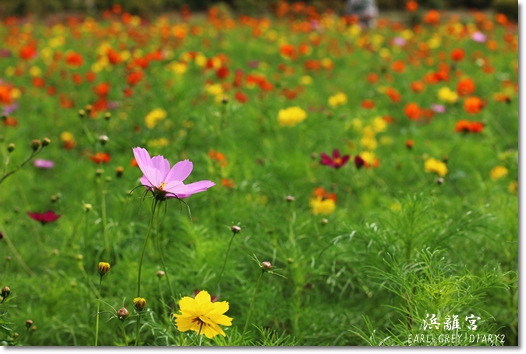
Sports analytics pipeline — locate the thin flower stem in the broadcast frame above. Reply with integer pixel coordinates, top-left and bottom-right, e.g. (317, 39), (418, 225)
(242, 270), (264, 339)
(137, 199), (158, 298)
(99, 176), (110, 259)
(155, 208), (175, 302)
(0, 148), (43, 185)
(121, 321), (128, 346)
(214, 230), (236, 291)
(95, 276), (103, 346)
(0, 226), (35, 277)
(135, 315), (141, 346)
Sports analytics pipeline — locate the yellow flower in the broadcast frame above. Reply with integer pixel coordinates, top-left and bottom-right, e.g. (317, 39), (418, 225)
(437, 87), (458, 104)
(508, 181), (518, 195)
(372, 117), (387, 133)
(98, 262), (110, 276)
(174, 290), (233, 339)
(278, 106), (307, 127)
(490, 166), (508, 181)
(144, 108), (167, 129)
(424, 158), (448, 177)
(328, 92), (347, 108)
(147, 138), (169, 148)
(309, 197), (335, 215)
(300, 75), (313, 85)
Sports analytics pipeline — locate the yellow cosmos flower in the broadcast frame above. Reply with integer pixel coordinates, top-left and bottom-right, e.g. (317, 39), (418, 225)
(174, 290), (233, 339)
(490, 166), (508, 181)
(309, 197), (335, 215)
(424, 158), (448, 177)
(438, 87), (458, 103)
(278, 106), (307, 127)
(328, 92), (347, 108)
(144, 108), (167, 129)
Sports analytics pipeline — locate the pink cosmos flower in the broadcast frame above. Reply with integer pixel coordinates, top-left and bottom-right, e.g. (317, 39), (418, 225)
(34, 159), (54, 169)
(133, 147), (215, 200)
(27, 210), (61, 225)
(320, 149), (350, 169)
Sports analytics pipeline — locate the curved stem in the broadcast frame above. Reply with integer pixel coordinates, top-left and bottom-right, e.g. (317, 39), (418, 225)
(214, 230), (236, 291)
(242, 270), (264, 339)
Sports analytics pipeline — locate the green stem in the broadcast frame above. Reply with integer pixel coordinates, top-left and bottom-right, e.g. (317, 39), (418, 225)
(242, 270), (264, 339)
(99, 176), (109, 259)
(137, 200), (158, 298)
(121, 321), (128, 346)
(155, 212), (175, 303)
(0, 147), (43, 185)
(0, 226), (35, 277)
(95, 275), (102, 346)
(214, 230), (236, 291)
(135, 314), (141, 346)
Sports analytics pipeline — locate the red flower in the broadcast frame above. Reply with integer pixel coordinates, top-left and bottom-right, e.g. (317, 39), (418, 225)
(455, 120), (484, 133)
(354, 155), (365, 169)
(93, 83), (110, 96)
(320, 149), (350, 169)
(65, 52), (84, 67)
(451, 48), (465, 62)
(27, 210), (61, 225)
(90, 152), (111, 164)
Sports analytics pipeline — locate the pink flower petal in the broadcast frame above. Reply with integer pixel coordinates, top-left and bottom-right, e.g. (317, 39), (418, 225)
(133, 147), (152, 174)
(176, 180), (215, 198)
(166, 160), (193, 182)
(150, 155), (171, 178)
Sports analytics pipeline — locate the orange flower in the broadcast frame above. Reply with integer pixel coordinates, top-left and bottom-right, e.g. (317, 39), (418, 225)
(71, 73), (83, 85)
(234, 91), (248, 103)
(126, 71), (144, 86)
(455, 120), (484, 133)
(216, 66), (230, 80)
(391, 60), (405, 73)
(93, 83), (110, 96)
(423, 9), (440, 25)
(19, 45), (37, 60)
(280, 44), (296, 59)
(406, 0), (418, 12)
(463, 96), (485, 114)
(456, 77), (475, 96)
(90, 152), (111, 164)
(361, 99), (375, 109)
(367, 73), (379, 84)
(450, 48), (465, 62)
(32, 77), (45, 88)
(221, 178), (235, 189)
(65, 52), (83, 67)
(86, 71), (96, 82)
(404, 102), (421, 121)
(385, 87), (401, 103)
(3, 117), (18, 127)
(411, 81), (425, 93)
(405, 139), (414, 149)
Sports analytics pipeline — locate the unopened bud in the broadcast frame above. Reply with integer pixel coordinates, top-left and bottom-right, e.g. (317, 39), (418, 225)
(231, 225), (241, 234)
(96, 169), (103, 176)
(116, 166), (124, 178)
(41, 137), (50, 147)
(76, 254), (83, 261)
(84, 203), (92, 212)
(221, 97), (228, 104)
(156, 270), (165, 278)
(85, 105), (93, 114)
(436, 177), (444, 185)
(7, 143), (15, 152)
(78, 109), (85, 118)
(1, 286), (10, 299)
(117, 307), (130, 320)
(98, 262), (110, 276)
(321, 218), (329, 226)
(99, 135), (109, 146)
(31, 140), (41, 151)
(104, 112), (111, 121)
(133, 297), (146, 312)
(25, 320), (33, 329)
(261, 261), (272, 271)
(286, 195), (295, 202)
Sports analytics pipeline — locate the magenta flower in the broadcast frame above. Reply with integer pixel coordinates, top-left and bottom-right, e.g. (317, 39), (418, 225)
(133, 147), (215, 200)
(27, 210), (61, 225)
(320, 149), (350, 169)
(34, 159), (54, 169)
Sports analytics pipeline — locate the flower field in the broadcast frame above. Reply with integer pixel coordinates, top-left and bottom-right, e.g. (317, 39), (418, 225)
(0, 2), (518, 346)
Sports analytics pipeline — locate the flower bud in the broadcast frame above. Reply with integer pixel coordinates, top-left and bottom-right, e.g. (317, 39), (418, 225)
(231, 225), (241, 234)
(7, 143), (15, 152)
(321, 218), (329, 226)
(117, 307), (130, 320)
(25, 320), (33, 329)
(261, 261), (272, 271)
(286, 195), (295, 202)
(76, 254), (83, 261)
(85, 105), (93, 115)
(99, 135), (109, 146)
(78, 109), (85, 118)
(104, 112), (111, 121)
(1, 285), (10, 299)
(116, 166), (124, 178)
(221, 97), (228, 104)
(96, 169), (104, 176)
(133, 297), (146, 312)
(41, 137), (51, 147)
(31, 139), (41, 151)
(98, 262), (110, 276)
(436, 177), (444, 185)
(84, 203), (92, 212)
(156, 270), (165, 278)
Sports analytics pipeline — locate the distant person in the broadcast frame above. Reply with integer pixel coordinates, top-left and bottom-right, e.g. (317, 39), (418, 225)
(345, 0), (378, 28)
